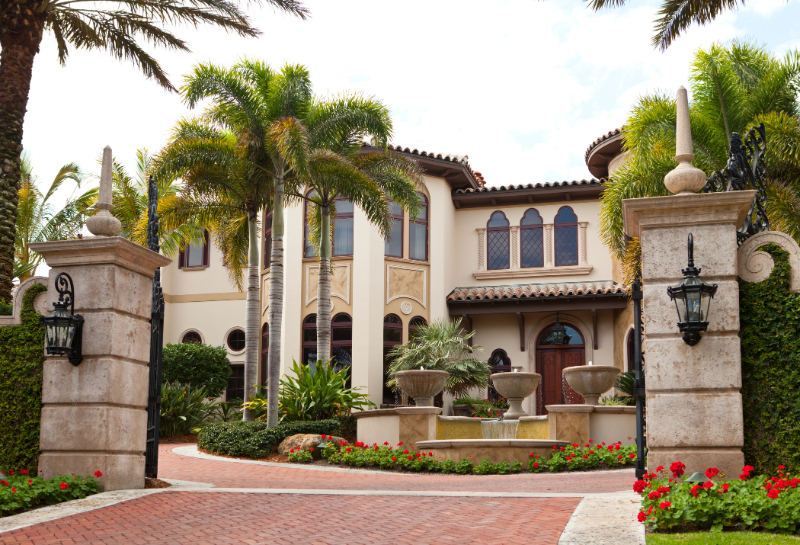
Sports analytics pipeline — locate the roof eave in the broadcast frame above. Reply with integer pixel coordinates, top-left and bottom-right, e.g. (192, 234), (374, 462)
(451, 184), (604, 209)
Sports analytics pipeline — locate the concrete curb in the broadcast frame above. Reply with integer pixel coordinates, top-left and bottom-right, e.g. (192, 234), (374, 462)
(558, 493), (645, 544)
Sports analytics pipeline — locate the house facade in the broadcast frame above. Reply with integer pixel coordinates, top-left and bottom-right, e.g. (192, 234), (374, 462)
(161, 131), (633, 415)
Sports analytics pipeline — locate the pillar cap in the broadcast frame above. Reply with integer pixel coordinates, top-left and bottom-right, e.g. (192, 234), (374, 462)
(30, 237), (171, 277)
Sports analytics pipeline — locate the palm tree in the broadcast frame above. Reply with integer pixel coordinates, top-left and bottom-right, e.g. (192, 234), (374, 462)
(599, 41), (800, 262)
(14, 154), (96, 283)
(0, 0), (309, 306)
(109, 148), (204, 256)
(153, 60), (313, 424)
(587, 0), (746, 50)
(288, 98), (423, 365)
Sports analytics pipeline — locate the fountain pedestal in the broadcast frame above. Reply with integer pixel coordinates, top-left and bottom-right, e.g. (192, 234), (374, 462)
(490, 372), (541, 420)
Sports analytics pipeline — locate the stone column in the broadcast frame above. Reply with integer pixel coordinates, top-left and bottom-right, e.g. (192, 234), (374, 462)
(578, 222), (588, 266)
(476, 228), (486, 271)
(544, 225), (553, 268)
(510, 226), (520, 270)
(32, 237), (170, 490)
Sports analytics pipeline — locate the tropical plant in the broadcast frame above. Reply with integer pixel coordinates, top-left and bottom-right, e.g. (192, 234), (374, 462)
(0, 0), (309, 304)
(293, 103), (423, 364)
(109, 148), (205, 256)
(215, 401), (243, 423)
(152, 61), (315, 424)
(247, 359), (375, 422)
(587, 0), (746, 51)
(159, 382), (218, 437)
(385, 318), (491, 399)
(600, 42), (800, 263)
(15, 154), (96, 282)
(161, 343), (231, 398)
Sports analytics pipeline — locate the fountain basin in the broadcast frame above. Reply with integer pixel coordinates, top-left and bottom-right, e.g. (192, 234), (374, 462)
(562, 366), (620, 405)
(395, 370), (449, 406)
(490, 372), (541, 420)
(416, 439), (568, 465)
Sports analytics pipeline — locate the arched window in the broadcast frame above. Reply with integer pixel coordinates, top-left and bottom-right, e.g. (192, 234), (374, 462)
(486, 211), (510, 270)
(554, 206), (578, 267)
(304, 190), (318, 258)
(261, 323), (269, 387)
(302, 314), (317, 368)
(331, 313), (353, 386)
(383, 314), (403, 405)
(385, 199), (403, 257)
(333, 198), (354, 256)
(409, 316), (427, 341)
(409, 193), (428, 261)
(181, 330), (202, 344)
(488, 349), (512, 402)
(520, 208), (544, 268)
(263, 210), (272, 270)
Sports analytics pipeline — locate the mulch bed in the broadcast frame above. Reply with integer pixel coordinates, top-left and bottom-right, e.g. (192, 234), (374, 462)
(145, 478), (172, 489)
(161, 435), (198, 444)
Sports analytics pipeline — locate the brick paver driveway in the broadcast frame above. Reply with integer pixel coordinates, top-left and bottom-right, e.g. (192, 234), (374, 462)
(0, 444), (635, 544)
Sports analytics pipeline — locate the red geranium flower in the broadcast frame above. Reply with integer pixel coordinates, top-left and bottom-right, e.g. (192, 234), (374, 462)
(10, 487), (15, 494)
(553, 446), (558, 450)
(533, 462), (539, 468)
(633, 480), (647, 494)
(392, 457), (397, 462)
(60, 483), (68, 490)
(94, 471), (103, 478)
(572, 443), (579, 448)
(321, 434), (326, 439)
(703, 481), (714, 489)
(768, 488), (781, 499)
(20, 470), (28, 475)
(583, 454), (589, 459)
(648, 491), (661, 500)
(657, 486), (670, 494)
(670, 461), (686, 478)
(690, 484), (701, 497)
(705, 467), (720, 479)
(718, 483), (729, 493)
(618, 455), (623, 460)
(629, 453), (636, 459)
(655, 465), (664, 473)
(384, 442), (389, 446)
(403, 450), (410, 454)
(589, 450), (595, 454)
(637, 512), (647, 522)
(346, 447), (352, 452)
(407, 455), (413, 460)
(659, 501), (671, 510)
(529, 453), (535, 458)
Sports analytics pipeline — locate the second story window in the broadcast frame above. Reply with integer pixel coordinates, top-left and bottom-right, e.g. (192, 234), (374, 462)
(178, 229), (209, 269)
(304, 190), (318, 258)
(521, 208), (544, 268)
(409, 193), (428, 261)
(486, 211), (510, 270)
(333, 198), (354, 256)
(385, 199), (404, 257)
(554, 206), (578, 266)
(263, 210), (272, 269)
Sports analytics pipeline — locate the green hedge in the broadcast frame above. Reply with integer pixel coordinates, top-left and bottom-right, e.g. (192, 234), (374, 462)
(740, 244), (800, 475)
(162, 343), (231, 397)
(198, 419), (341, 458)
(0, 283), (47, 472)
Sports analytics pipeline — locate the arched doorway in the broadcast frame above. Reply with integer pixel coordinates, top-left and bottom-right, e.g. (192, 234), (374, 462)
(487, 349), (512, 402)
(535, 320), (585, 414)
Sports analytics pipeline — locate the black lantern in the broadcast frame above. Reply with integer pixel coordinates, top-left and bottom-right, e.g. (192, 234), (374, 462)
(41, 272), (84, 365)
(551, 313), (567, 345)
(666, 234), (718, 346)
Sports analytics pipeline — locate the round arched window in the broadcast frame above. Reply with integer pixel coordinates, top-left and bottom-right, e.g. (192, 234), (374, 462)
(227, 329), (246, 352)
(181, 331), (202, 344)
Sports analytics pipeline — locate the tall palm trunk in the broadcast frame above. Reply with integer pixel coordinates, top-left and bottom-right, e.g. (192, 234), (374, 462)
(0, 3), (46, 302)
(266, 179), (285, 426)
(316, 206), (332, 364)
(242, 212), (259, 421)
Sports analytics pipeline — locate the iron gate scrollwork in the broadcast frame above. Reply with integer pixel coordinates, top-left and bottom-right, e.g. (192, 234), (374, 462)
(632, 273), (646, 480)
(145, 176), (165, 478)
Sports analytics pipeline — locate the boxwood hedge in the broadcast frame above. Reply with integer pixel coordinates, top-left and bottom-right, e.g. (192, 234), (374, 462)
(197, 419), (341, 458)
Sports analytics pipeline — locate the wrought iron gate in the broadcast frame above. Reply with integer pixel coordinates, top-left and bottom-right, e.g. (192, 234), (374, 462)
(145, 176), (165, 478)
(632, 273), (646, 480)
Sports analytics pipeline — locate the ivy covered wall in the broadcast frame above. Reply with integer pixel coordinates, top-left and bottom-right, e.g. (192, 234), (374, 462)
(740, 244), (800, 475)
(0, 283), (46, 472)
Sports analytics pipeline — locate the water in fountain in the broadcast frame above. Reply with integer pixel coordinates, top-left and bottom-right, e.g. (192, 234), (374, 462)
(481, 420), (519, 439)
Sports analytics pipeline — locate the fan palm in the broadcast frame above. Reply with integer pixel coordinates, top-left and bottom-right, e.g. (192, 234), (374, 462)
(600, 41), (800, 262)
(289, 97), (423, 365)
(587, 0), (745, 50)
(152, 60), (313, 424)
(15, 154), (96, 283)
(0, 0), (309, 307)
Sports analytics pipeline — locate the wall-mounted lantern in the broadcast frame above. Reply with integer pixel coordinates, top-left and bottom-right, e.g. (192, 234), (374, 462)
(41, 272), (84, 365)
(551, 313), (567, 345)
(666, 234), (717, 346)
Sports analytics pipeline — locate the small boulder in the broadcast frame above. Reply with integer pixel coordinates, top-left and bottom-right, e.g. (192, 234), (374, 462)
(278, 434), (347, 458)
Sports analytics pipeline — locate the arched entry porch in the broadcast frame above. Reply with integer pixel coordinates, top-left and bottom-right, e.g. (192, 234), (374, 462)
(535, 320), (586, 415)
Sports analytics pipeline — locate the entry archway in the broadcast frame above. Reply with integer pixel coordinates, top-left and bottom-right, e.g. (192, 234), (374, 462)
(535, 322), (585, 414)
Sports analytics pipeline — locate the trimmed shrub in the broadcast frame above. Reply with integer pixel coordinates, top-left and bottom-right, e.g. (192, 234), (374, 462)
(159, 382), (218, 437)
(197, 419), (341, 458)
(0, 283), (46, 472)
(0, 300), (11, 315)
(740, 245), (800, 475)
(162, 343), (231, 397)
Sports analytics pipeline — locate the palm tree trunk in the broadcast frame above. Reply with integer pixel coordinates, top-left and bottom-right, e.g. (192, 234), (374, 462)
(242, 212), (260, 422)
(316, 206), (332, 364)
(0, 4), (46, 302)
(266, 179), (285, 427)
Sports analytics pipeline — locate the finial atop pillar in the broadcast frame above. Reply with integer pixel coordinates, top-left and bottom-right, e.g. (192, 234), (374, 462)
(86, 145), (122, 237)
(664, 86), (707, 195)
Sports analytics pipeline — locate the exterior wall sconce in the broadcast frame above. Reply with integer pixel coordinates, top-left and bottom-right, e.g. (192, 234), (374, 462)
(666, 234), (718, 346)
(551, 313), (567, 345)
(41, 272), (84, 365)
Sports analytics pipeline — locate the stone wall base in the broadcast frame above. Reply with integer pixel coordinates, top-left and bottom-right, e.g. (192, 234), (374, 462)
(647, 447), (745, 479)
(39, 452), (144, 491)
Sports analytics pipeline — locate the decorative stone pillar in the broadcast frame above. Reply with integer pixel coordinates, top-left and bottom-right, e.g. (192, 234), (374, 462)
(510, 226), (520, 270)
(578, 222), (588, 266)
(31, 237), (169, 492)
(544, 224), (553, 268)
(476, 228), (486, 271)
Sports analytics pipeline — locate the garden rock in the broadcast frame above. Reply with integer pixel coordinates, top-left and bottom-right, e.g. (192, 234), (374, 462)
(278, 434), (347, 458)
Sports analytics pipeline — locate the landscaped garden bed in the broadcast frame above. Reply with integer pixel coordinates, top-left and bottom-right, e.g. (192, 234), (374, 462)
(0, 469), (102, 517)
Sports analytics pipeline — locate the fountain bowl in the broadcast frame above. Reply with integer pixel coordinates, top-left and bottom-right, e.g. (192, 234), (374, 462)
(562, 365), (620, 405)
(395, 369), (449, 406)
(490, 372), (541, 420)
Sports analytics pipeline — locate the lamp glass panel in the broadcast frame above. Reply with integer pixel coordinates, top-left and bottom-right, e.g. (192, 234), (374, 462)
(700, 288), (713, 322)
(45, 308), (75, 352)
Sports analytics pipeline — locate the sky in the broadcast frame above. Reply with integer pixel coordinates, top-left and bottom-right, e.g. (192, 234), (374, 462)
(20, 0), (800, 205)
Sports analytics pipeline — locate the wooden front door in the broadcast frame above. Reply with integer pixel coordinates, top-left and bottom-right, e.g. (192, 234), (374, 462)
(535, 323), (586, 414)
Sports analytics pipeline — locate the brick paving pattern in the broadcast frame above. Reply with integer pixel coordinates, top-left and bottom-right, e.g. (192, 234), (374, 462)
(1, 492), (580, 544)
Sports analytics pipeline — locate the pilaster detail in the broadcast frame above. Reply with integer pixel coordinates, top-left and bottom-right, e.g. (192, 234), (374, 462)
(476, 228), (486, 271)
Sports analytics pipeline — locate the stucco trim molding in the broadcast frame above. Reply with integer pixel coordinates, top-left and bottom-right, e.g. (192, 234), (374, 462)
(472, 265), (593, 280)
(163, 292), (246, 304)
(386, 264), (427, 308)
(0, 276), (48, 327)
(738, 230), (800, 292)
(178, 328), (205, 344)
(305, 263), (351, 306)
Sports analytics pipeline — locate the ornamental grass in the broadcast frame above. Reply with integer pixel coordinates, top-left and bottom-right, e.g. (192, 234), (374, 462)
(635, 462), (800, 533)
(0, 469), (101, 516)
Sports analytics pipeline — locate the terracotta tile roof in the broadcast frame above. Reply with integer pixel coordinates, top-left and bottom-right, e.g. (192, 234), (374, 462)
(361, 142), (484, 187)
(584, 128), (622, 162)
(447, 281), (625, 302)
(452, 179), (601, 195)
